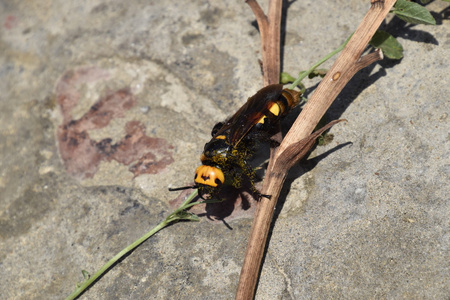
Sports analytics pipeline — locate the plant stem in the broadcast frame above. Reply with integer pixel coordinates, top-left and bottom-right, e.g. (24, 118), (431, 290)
(246, 0), (283, 85)
(66, 190), (200, 300)
(289, 35), (351, 90)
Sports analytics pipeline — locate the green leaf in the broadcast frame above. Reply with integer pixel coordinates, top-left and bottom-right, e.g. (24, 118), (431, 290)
(441, 0), (450, 2)
(280, 72), (296, 84)
(280, 72), (306, 93)
(369, 30), (404, 59)
(81, 270), (90, 280)
(173, 210), (200, 222)
(392, 0), (436, 25)
(419, 0), (432, 4)
(308, 68), (327, 79)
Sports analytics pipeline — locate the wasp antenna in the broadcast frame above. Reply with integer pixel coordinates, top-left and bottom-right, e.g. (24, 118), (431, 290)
(168, 185), (197, 192)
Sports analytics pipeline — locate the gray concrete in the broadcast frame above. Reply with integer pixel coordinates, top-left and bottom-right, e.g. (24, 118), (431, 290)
(1, 0), (448, 299)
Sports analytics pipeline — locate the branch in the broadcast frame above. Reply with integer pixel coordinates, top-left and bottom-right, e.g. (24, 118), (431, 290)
(246, 0), (283, 85)
(236, 1), (396, 299)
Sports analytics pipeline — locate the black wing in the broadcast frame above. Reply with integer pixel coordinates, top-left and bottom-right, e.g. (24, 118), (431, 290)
(212, 84), (285, 147)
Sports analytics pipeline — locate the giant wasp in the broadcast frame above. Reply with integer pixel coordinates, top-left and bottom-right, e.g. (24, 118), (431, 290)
(170, 84), (301, 200)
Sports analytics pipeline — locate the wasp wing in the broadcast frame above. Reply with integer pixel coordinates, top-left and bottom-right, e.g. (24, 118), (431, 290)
(213, 84), (285, 146)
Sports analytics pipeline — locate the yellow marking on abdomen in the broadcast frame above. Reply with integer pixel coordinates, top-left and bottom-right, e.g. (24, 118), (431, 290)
(258, 103), (281, 124)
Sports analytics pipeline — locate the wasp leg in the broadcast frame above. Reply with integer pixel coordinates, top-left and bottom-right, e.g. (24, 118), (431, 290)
(247, 179), (271, 200)
(257, 192), (271, 200)
(252, 158), (270, 172)
(238, 159), (272, 200)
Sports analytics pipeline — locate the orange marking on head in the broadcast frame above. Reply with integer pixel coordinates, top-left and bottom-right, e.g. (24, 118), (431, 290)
(194, 165), (225, 187)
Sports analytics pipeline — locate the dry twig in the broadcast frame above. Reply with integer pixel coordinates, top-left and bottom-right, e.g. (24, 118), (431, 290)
(246, 0), (282, 86)
(236, 1), (397, 299)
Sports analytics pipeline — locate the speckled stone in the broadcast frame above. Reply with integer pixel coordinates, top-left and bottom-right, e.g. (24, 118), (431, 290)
(0, 1), (448, 299)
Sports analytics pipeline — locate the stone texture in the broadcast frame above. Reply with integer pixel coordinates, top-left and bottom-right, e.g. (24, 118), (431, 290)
(0, 0), (448, 299)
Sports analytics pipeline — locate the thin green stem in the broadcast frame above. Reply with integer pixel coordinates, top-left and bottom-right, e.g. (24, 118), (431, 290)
(66, 189), (201, 300)
(289, 35), (352, 90)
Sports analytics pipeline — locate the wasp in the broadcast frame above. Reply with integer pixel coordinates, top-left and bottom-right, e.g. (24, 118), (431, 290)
(170, 84), (301, 200)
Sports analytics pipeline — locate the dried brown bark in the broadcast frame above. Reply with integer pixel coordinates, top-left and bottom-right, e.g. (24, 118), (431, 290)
(236, 1), (397, 299)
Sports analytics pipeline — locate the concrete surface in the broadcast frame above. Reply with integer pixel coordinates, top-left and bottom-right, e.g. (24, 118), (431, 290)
(0, 0), (449, 299)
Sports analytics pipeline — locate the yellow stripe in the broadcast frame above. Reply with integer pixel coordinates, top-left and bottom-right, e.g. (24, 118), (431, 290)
(257, 103), (280, 124)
